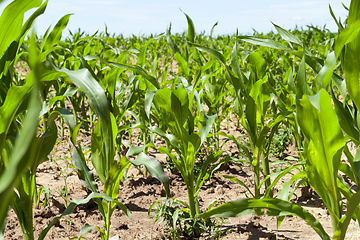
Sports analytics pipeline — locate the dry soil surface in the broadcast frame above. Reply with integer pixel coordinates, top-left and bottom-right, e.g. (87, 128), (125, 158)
(4, 123), (360, 240)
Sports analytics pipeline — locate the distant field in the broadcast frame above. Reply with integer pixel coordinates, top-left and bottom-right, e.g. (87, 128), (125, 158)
(2, 1), (360, 240)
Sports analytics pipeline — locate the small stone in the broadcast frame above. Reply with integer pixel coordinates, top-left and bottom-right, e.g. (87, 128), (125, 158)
(109, 235), (119, 240)
(215, 185), (225, 194)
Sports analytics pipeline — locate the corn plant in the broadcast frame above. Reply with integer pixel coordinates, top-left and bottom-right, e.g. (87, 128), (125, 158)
(0, 62), (42, 240)
(192, 40), (292, 199)
(197, 3), (360, 240)
(0, 0), (54, 239)
(196, 42), (336, 240)
(47, 50), (168, 239)
(2, 1), (358, 239)
(0, 71), (41, 239)
(9, 11), (94, 239)
(144, 81), (224, 237)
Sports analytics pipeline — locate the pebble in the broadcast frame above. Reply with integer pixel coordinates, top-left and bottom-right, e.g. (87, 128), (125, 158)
(109, 235), (119, 240)
(215, 185), (225, 194)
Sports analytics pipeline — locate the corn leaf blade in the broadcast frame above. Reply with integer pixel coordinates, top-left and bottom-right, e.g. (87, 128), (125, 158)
(200, 198), (330, 240)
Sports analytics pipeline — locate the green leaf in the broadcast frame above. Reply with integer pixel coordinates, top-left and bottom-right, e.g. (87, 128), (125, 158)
(50, 108), (76, 142)
(186, 142), (196, 177)
(217, 131), (252, 161)
(195, 151), (223, 193)
(166, 24), (180, 54)
(129, 152), (170, 197)
(209, 21), (218, 48)
(31, 122), (57, 173)
(19, 0), (48, 42)
(296, 55), (307, 102)
(126, 146), (145, 156)
(145, 90), (156, 119)
(182, 11), (195, 43)
(83, 55), (160, 89)
(200, 198), (330, 240)
(73, 146), (98, 192)
(171, 85), (190, 128)
(53, 66), (110, 123)
(263, 162), (303, 198)
(342, 2), (360, 110)
(136, 39), (151, 67)
(0, 218), (5, 239)
(332, 92), (359, 144)
(248, 52), (266, 79)
(0, 0), (44, 58)
(276, 180), (290, 229)
(149, 126), (179, 148)
(0, 60), (41, 225)
(0, 78), (32, 154)
(237, 36), (292, 51)
(335, 20), (360, 59)
(315, 52), (336, 88)
(337, 191), (360, 240)
(93, 112), (117, 185)
(329, 4), (344, 32)
(174, 52), (190, 76)
(272, 22), (303, 46)
(42, 13), (72, 51)
(104, 159), (130, 200)
(353, 146), (360, 184)
(192, 43), (226, 65)
(91, 120), (107, 184)
(53, 109), (98, 193)
(298, 89), (345, 226)
(200, 114), (216, 146)
(245, 96), (257, 139)
(278, 182), (291, 201)
(230, 41), (247, 96)
(78, 224), (94, 239)
(173, 208), (180, 230)
(38, 192), (130, 240)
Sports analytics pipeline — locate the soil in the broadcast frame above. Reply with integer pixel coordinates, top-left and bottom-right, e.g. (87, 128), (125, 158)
(4, 119), (360, 240)
(3, 95), (360, 240)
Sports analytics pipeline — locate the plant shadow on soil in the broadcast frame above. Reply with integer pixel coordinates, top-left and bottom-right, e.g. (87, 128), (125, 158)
(4, 133), (359, 240)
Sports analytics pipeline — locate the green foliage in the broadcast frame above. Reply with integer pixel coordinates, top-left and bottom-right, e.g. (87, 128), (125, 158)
(2, 0), (360, 239)
(150, 199), (220, 239)
(200, 198), (330, 240)
(269, 126), (293, 158)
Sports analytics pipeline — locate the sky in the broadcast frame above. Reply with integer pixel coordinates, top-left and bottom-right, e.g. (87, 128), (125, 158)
(0, 0), (351, 37)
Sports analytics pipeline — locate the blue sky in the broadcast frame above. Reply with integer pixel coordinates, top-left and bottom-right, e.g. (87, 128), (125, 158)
(1, 0), (350, 36)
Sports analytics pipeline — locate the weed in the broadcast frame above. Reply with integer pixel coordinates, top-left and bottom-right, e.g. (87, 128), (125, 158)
(150, 199), (224, 239)
(34, 185), (49, 209)
(269, 126), (293, 158)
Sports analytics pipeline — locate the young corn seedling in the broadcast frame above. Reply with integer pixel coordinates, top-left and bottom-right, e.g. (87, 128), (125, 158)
(290, 39), (360, 239)
(0, 68), (42, 239)
(174, 13), (300, 201)
(196, 33), (334, 240)
(146, 83), (222, 237)
(48, 50), (168, 240)
(193, 39), (289, 199)
(200, 3), (360, 240)
(0, 1), (59, 239)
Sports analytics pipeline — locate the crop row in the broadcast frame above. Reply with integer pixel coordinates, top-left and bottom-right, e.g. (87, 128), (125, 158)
(1, 0), (360, 240)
